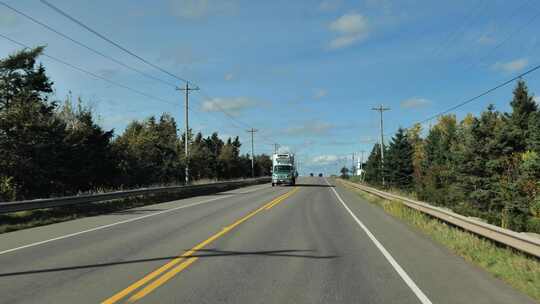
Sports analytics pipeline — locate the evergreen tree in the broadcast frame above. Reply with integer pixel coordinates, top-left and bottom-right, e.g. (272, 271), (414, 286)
(57, 95), (116, 193)
(454, 105), (504, 218)
(113, 114), (180, 186)
(419, 115), (458, 207)
(406, 123), (425, 189)
(0, 47), (66, 199)
(340, 166), (350, 179)
(386, 128), (414, 190)
(364, 143), (383, 185)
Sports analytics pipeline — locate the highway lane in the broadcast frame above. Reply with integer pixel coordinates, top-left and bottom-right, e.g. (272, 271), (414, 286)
(0, 177), (535, 303)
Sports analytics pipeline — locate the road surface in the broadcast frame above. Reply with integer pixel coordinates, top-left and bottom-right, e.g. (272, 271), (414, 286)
(0, 177), (534, 303)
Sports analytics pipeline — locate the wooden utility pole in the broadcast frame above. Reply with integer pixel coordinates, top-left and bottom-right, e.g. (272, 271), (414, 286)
(246, 128), (258, 178)
(177, 83), (199, 184)
(371, 105), (390, 186)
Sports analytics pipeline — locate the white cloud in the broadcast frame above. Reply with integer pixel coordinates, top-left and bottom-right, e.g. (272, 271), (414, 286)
(492, 58), (528, 73)
(318, 0), (342, 12)
(169, 0), (236, 19)
(313, 88), (327, 99)
(201, 97), (259, 116)
(284, 121), (334, 136)
(224, 73), (234, 81)
(477, 34), (496, 45)
(309, 154), (348, 165)
(328, 12), (370, 50)
(534, 96), (539, 105)
(329, 13), (368, 34)
(400, 97), (431, 109)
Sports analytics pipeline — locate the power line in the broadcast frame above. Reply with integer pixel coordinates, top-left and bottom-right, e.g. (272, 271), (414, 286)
(416, 64), (540, 125)
(466, 7), (540, 71)
(39, 0), (284, 147)
(40, 0), (190, 84)
(431, 0), (488, 58)
(383, 62), (540, 139)
(0, 33), (177, 107)
(0, 1), (177, 88)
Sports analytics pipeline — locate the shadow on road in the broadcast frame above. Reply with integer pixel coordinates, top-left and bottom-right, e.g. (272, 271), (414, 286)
(293, 183), (335, 188)
(189, 249), (338, 259)
(0, 249), (338, 278)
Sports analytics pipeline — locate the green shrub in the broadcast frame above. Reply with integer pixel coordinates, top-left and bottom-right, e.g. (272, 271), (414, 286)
(0, 176), (16, 201)
(526, 217), (540, 233)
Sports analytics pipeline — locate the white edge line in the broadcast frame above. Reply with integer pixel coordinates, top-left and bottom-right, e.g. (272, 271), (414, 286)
(325, 178), (433, 304)
(0, 184), (270, 256)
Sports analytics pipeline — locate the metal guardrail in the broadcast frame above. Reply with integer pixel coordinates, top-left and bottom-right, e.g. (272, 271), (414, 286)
(339, 179), (540, 259)
(0, 177), (271, 214)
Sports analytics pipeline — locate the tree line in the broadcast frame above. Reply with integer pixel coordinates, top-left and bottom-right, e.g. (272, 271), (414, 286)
(0, 47), (271, 201)
(360, 80), (540, 233)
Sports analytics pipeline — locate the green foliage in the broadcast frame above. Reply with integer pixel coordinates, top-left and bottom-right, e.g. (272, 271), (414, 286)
(363, 80), (540, 232)
(0, 47), (67, 198)
(364, 143), (383, 185)
(0, 47), (270, 201)
(385, 128), (414, 190)
(340, 166), (350, 179)
(0, 175), (16, 201)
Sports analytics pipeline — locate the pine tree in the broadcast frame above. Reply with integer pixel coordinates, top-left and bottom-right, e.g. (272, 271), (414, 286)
(419, 115), (458, 207)
(0, 47), (67, 199)
(386, 128), (414, 190)
(406, 123), (425, 189)
(364, 143), (383, 185)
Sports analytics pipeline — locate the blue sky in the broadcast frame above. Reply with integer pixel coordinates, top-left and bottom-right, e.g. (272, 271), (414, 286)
(1, 0), (539, 175)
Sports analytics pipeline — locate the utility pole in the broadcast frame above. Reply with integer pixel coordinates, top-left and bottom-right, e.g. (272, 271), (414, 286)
(351, 152), (355, 176)
(274, 143), (280, 154)
(359, 150), (366, 182)
(371, 105), (390, 186)
(246, 128), (258, 178)
(177, 83), (199, 185)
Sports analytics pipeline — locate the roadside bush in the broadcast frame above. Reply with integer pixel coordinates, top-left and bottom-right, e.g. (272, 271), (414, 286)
(0, 176), (16, 201)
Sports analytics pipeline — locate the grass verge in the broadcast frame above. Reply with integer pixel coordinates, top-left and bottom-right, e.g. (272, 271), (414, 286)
(340, 181), (540, 302)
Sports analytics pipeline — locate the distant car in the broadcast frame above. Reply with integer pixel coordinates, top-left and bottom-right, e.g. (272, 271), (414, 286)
(310, 173), (314, 177)
(318, 173), (323, 177)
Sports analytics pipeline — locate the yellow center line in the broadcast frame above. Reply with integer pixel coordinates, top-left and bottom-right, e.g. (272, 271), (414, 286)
(265, 187), (299, 210)
(102, 187), (298, 304)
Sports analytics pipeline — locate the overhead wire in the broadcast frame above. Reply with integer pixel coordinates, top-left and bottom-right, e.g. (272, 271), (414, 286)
(381, 62), (540, 140)
(431, 0), (488, 58)
(465, 6), (540, 71)
(0, 33), (178, 107)
(38, 0), (283, 147)
(40, 0), (191, 84)
(0, 1), (177, 88)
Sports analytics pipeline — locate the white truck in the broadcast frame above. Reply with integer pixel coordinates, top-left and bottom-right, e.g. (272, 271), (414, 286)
(271, 153), (297, 186)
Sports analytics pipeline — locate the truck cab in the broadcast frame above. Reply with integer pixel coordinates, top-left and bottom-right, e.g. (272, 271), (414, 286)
(272, 164), (295, 186)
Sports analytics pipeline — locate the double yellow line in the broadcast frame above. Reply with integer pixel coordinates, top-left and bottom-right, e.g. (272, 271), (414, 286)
(102, 187), (299, 304)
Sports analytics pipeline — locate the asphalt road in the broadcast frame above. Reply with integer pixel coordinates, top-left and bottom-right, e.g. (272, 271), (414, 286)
(0, 177), (535, 304)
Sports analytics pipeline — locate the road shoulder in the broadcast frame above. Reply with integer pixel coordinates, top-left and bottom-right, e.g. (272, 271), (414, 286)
(332, 179), (536, 304)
